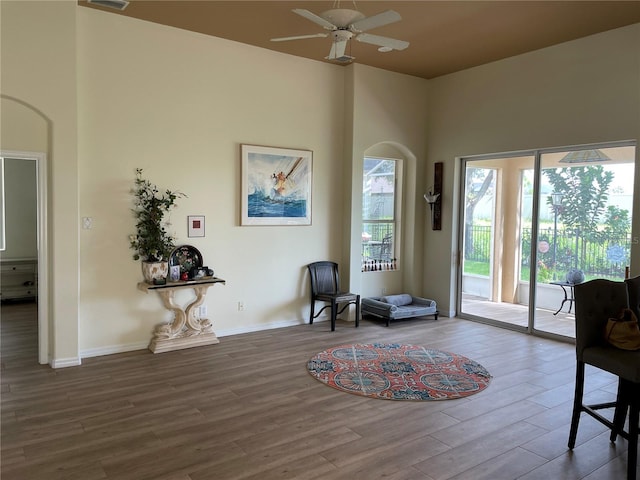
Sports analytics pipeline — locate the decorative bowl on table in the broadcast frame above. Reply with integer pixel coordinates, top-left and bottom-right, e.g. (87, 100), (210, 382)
(169, 245), (203, 279)
(189, 266), (214, 279)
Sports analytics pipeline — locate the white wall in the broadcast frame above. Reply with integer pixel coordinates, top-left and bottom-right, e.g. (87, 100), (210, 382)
(0, 98), (49, 152)
(76, 8), (348, 355)
(347, 65), (429, 299)
(1, 0), (79, 366)
(2, 2), (426, 366)
(2, 0), (638, 363)
(425, 24), (640, 316)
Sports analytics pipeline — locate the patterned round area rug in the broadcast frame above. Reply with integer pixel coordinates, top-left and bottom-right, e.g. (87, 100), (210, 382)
(307, 343), (491, 401)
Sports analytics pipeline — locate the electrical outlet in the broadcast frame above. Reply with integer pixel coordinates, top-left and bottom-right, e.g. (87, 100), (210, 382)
(82, 217), (93, 229)
(381, 287), (387, 295)
(238, 301), (244, 311)
(199, 305), (207, 317)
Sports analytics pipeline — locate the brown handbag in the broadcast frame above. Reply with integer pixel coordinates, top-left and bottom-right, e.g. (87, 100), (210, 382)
(604, 308), (640, 350)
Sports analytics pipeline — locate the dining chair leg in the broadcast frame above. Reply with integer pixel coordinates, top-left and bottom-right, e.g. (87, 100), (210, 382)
(627, 400), (638, 480)
(611, 379), (629, 442)
(355, 295), (360, 328)
(569, 361), (585, 449)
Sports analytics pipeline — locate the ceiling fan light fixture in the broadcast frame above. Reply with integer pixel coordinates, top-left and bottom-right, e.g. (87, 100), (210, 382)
(329, 55), (355, 64)
(87, 0), (129, 11)
(321, 9), (365, 28)
(332, 30), (354, 42)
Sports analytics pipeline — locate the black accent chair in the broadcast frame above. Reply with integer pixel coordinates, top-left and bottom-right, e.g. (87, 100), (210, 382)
(307, 261), (360, 332)
(568, 278), (639, 480)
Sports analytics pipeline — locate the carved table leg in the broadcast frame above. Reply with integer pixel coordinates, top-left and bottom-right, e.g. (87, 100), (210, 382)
(184, 286), (215, 336)
(148, 285), (220, 353)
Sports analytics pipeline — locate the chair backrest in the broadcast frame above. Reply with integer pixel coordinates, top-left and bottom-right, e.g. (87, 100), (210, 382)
(380, 234), (393, 261)
(574, 278), (629, 359)
(307, 261), (339, 296)
(625, 275), (640, 321)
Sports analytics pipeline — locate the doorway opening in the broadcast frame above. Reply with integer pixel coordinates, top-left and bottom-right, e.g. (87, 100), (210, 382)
(0, 151), (49, 364)
(457, 142), (636, 340)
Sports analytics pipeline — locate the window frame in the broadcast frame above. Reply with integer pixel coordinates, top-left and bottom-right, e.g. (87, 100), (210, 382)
(362, 156), (403, 269)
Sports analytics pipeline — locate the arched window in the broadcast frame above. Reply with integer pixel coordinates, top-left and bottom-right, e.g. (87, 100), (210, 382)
(361, 157), (401, 271)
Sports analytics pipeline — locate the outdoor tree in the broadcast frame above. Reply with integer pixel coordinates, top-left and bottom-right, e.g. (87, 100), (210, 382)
(543, 165), (614, 270)
(464, 168), (494, 257)
(603, 205), (631, 237)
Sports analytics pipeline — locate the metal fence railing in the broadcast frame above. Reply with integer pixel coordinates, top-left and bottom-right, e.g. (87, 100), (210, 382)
(464, 225), (631, 279)
(464, 225), (491, 262)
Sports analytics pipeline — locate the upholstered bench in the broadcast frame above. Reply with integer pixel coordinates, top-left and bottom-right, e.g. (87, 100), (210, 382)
(361, 294), (438, 327)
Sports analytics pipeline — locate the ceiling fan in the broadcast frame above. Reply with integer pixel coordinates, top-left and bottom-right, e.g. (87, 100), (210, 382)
(270, 7), (409, 63)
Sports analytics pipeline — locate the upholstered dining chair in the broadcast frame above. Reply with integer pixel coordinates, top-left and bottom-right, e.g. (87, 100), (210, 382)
(626, 275), (640, 320)
(307, 261), (360, 332)
(569, 278), (639, 480)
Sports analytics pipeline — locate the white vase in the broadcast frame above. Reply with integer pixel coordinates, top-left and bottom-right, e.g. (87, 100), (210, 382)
(141, 261), (169, 284)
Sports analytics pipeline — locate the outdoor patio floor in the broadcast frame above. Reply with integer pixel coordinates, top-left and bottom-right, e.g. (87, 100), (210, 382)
(461, 294), (576, 338)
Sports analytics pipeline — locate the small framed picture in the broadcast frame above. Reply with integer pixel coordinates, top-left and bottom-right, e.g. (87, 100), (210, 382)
(169, 265), (181, 282)
(188, 215), (205, 237)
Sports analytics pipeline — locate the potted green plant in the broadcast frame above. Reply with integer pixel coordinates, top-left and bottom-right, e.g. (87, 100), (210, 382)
(129, 168), (185, 283)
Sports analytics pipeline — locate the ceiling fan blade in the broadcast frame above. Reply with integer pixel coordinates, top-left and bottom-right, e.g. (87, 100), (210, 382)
(356, 33), (409, 51)
(271, 33), (329, 42)
(326, 39), (348, 60)
(293, 9), (337, 30)
(350, 10), (401, 33)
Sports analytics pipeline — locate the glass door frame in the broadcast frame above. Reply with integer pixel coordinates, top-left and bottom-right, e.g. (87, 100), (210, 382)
(456, 140), (636, 342)
(455, 150), (535, 336)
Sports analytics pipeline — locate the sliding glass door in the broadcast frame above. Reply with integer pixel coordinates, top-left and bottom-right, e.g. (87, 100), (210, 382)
(458, 154), (535, 332)
(532, 146), (635, 337)
(458, 143), (636, 340)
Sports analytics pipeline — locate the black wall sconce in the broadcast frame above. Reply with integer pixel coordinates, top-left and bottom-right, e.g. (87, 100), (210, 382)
(423, 162), (443, 230)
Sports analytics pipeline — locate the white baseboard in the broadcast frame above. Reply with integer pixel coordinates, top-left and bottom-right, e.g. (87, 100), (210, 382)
(216, 317), (309, 337)
(80, 341), (149, 359)
(50, 356), (82, 368)
(76, 319), (320, 360)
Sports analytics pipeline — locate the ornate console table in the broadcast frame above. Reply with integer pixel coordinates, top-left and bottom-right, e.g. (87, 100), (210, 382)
(137, 277), (226, 353)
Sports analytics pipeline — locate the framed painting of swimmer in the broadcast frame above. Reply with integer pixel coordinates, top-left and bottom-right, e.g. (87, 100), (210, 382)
(241, 144), (312, 226)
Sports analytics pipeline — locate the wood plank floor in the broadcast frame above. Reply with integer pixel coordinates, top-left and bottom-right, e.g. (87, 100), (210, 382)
(1, 302), (637, 480)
